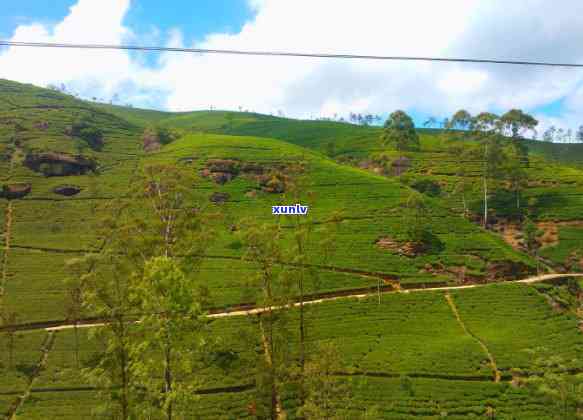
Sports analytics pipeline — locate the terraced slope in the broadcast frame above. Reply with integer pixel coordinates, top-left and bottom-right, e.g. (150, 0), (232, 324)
(1, 79), (582, 419)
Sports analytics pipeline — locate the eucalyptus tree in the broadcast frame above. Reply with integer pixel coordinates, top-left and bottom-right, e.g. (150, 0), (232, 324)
(78, 164), (216, 419)
(380, 110), (420, 159)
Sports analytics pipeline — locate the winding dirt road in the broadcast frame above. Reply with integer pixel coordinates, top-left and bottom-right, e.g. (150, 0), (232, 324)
(30, 272), (583, 332)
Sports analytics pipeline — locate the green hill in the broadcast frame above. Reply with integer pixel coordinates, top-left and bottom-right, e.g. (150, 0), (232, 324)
(1, 79), (582, 418)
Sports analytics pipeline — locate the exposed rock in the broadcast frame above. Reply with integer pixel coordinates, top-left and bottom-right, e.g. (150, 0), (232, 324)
(375, 236), (418, 257)
(211, 172), (234, 185)
(34, 121), (49, 130)
(1, 183), (31, 199)
(24, 152), (96, 177)
(53, 185), (81, 196)
(492, 221), (524, 250)
(209, 192), (230, 204)
(486, 261), (532, 281)
(358, 160), (372, 169)
(206, 159), (240, 173)
(259, 173), (287, 194)
(390, 157), (411, 176)
(179, 157), (195, 164)
(143, 130), (161, 152)
(200, 159), (294, 190)
(240, 162), (265, 175)
(245, 190), (258, 198)
(376, 236), (400, 252)
(537, 221), (559, 248)
(200, 159), (240, 185)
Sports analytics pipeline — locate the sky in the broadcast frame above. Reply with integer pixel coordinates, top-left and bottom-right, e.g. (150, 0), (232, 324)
(1, 0), (583, 135)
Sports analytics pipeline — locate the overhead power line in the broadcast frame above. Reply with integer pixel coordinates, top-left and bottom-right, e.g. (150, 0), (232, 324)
(2, 40), (583, 68)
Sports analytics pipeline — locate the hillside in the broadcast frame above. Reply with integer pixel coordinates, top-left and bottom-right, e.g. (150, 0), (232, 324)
(1, 79), (582, 418)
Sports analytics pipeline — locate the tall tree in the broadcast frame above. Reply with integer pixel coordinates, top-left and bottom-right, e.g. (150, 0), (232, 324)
(472, 112), (500, 138)
(131, 256), (208, 420)
(449, 109), (473, 133)
(282, 163), (341, 405)
(470, 113), (509, 227)
(297, 341), (353, 419)
(80, 164), (215, 419)
(240, 220), (291, 420)
(503, 147), (528, 213)
(64, 259), (86, 369)
(523, 217), (543, 274)
(500, 109), (538, 139)
(500, 109), (538, 167)
(543, 126), (557, 143)
(451, 146), (475, 218)
(423, 116), (438, 129)
(380, 110), (420, 159)
(577, 125), (583, 143)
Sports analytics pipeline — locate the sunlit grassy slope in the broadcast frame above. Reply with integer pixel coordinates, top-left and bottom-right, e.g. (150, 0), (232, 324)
(1, 80), (582, 419)
(0, 80), (539, 323)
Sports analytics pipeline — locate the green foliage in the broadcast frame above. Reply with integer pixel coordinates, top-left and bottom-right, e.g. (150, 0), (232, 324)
(403, 194), (444, 253)
(71, 117), (104, 150)
(500, 109), (538, 139)
(381, 110), (420, 154)
(74, 164), (218, 418)
(297, 341), (356, 419)
(130, 256), (209, 419)
(514, 351), (583, 419)
(144, 125), (179, 145)
(522, 217), (543, 255)
(410, 178), (441, 197)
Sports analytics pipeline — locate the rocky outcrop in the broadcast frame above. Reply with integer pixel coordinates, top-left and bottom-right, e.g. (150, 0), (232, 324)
(143, 131), (161, 153)
(34, 121), (49, 130)
(390, 157), (411, 176)
(245, 190), (258, 198)
(258, 173), (287, 194)
(200, 159), (240, 185)
(200, 159), (293, 192)
(53, 185), (81, 196)
(0, 183), (31, 199)
(24, 152), (96, 176)
(486, 261), (532, 281)
(209, 192), (230, 204)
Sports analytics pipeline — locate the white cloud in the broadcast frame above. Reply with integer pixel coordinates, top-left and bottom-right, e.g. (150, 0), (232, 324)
(1, 0), (583, 129)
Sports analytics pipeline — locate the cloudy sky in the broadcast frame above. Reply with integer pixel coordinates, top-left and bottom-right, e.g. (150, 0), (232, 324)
(1, 0), (582, 133)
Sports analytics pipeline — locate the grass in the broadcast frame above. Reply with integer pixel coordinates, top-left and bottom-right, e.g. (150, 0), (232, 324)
(303, 376), (557, 419)
(450, 283), (583, 372)
(1, 79), (583, 418)
(285, 291), (492, 378)
(540, 225), (583, 267)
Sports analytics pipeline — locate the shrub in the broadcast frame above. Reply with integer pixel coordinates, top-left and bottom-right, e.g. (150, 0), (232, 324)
(411, 179), (441, 197)
(71, 117), (103, 150)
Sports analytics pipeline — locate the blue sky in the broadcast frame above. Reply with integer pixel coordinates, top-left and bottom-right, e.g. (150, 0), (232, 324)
(0, 0), (582, 134)
(0, 1), (254, 43)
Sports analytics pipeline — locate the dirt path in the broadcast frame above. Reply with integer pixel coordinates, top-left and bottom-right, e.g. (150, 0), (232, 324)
(1, 201), (13, 308)
(4, 273), (583, 333)
(6, 331), (56, 419)
(444, 293), (501, 383)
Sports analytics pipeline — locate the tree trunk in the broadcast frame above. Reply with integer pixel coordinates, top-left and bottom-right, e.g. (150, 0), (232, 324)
(118, 320), (129, 420)
(483, 143), (488, 228)
(483, 177), (488, 228)
(164, 327), (173, 420)
(74, 322), (79, 369)
(516, 190), (520, 210)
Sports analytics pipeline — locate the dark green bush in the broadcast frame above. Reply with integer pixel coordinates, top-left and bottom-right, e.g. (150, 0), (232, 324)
(411, 179), (441, 197)
(71, 117), (103, 150)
